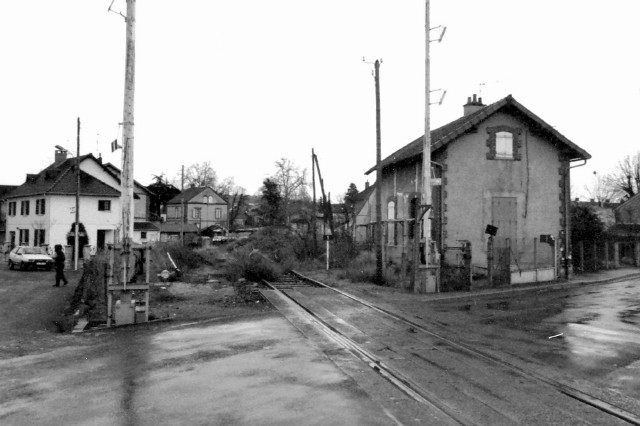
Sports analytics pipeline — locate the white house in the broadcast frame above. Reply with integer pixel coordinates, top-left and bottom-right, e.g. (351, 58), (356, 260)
(3, 148), (156, 251)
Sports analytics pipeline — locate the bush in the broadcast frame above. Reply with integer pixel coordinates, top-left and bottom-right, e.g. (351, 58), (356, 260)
(226, 246), (283, 282)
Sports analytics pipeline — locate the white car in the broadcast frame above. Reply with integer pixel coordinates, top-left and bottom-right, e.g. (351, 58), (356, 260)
(8, 246), (54, 271)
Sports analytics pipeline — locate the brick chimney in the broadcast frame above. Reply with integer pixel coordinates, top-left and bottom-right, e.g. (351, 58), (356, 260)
(54, 148), (68, 167)
(463, 94), (485, 116)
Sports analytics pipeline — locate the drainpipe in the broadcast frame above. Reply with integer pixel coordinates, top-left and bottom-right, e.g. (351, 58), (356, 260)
(565, 158), (588, 279)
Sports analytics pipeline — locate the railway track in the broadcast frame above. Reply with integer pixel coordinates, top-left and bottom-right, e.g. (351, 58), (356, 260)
(261, 271), (640, 426)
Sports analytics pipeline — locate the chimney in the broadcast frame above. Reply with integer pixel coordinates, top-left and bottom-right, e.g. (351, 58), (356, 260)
(54, 148), (68, 167)
(463, 94), (485, 116)
(97, 154), (103, 165)
(365, 181), (370, 189)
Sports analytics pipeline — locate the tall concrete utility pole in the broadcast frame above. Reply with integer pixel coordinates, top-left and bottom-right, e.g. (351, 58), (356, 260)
(374, 60), (383, 285)
(121, 0), (136, 249)
(420, 0), (438, 292)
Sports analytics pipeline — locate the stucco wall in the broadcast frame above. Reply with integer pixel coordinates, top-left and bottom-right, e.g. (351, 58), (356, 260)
(80, 160), (148, 220)
(5, 194), (121, 248)
(358, 111), (565, 270)
(442, 112), (562, 268)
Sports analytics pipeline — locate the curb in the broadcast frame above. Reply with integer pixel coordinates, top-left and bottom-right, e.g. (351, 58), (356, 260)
(419, 271), (640, 303)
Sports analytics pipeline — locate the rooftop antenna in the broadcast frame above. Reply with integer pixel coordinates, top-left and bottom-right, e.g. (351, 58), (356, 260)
(479, 83), (486, 98)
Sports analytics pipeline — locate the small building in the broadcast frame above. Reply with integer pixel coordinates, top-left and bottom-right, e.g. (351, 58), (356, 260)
(165, 186), (229, 232)
(3, 148), (154, 250)
(356, 94), (591, 289)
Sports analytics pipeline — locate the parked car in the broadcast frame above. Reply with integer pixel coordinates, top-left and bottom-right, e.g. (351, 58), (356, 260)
(8, 246), (54, 271)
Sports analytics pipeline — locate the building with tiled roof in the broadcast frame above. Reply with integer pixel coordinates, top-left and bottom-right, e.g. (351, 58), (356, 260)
(357, 94), (591, 290)
(165, 186), (228, 232)
(3, 148), (155, 250)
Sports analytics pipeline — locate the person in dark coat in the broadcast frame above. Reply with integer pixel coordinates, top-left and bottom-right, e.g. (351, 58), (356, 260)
(53, 244), (68, 287)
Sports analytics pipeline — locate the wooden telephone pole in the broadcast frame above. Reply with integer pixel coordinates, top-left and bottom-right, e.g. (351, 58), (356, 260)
(374, 60), (383, 285)
(74, 118), (80, 271)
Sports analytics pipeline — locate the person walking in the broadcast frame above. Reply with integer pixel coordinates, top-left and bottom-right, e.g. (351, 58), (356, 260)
(53, 244), (68, 287)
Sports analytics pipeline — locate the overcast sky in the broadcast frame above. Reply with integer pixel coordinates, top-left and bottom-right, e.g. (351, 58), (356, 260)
(2, 1), (639, 201)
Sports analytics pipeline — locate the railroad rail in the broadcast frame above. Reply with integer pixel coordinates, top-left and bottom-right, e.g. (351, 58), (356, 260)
(261, 271), (640, 425)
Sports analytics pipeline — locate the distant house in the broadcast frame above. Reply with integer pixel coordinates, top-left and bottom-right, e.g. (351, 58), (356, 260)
(356, 94), (591, 289)
(0, 185), (18, 249)
(165, 186), (229, 231)
(3, 148), (154, 250)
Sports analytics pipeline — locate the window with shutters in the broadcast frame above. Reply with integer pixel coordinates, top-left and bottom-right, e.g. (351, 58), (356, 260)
(36, 199), (46, 215)
(487, 126), (521, 160)
(20, 200), (30, 216)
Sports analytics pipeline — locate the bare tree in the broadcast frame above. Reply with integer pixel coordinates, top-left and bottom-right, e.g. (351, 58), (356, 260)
(173, 162), (243, 199)
(272, 158), (308, 223)
(178, 161), (218, 188)
(584, 172), (617, 203)
(605, 152), (640, 200)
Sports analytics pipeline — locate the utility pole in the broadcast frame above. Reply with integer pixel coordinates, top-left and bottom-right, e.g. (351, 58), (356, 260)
(121, 0), (136, 252)
(311, 149), (318, 254)
(374, 59), (383, 285)
(74, 118), (80, 271)
(419, 0), (438, 292)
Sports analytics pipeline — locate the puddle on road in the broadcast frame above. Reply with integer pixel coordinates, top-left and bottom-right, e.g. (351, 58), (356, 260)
(619, 306), (640, 325)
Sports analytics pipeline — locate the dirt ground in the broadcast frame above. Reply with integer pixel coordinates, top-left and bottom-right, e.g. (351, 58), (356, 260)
(0, 261), (84, 358)
(0, 260), (272, 359)
(147, 270), (273, 323)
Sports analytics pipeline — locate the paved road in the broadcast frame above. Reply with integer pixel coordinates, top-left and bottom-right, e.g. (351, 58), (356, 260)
(1, 314), (438, 426)
(427, 278), (640, 399)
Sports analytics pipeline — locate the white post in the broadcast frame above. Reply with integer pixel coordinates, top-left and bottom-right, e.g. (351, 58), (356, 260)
(326, 239), (330, 271)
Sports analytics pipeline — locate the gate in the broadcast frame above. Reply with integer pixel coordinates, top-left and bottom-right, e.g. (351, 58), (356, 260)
(440, 241), (472, 292)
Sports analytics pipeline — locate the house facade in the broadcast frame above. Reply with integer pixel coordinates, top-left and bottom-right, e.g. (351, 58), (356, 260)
(356, 95), (591, 288)
(3, 149), (155, 250)
(165, 186), (229, 231)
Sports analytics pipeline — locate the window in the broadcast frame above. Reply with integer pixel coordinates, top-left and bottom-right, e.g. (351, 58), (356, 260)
(486, 126), (521, 160)
(495, 132), (513, 159)
(34, 229), (46, 246)
(35, 199), (46, 215)
(20, 200), (30, 216)
(8, 202), (16, 216)
(170, 206), (182, 218)
(19, 229), (30, 245)
(193, 208), (201, 219)
(203, 196), (208, 204)
(215, 208), (222, 219)
(140, 231), (147, 239)
(98, 200), (111, 211)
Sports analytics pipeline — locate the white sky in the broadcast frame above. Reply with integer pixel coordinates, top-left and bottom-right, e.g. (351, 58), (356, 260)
(2, 1), (639, 201)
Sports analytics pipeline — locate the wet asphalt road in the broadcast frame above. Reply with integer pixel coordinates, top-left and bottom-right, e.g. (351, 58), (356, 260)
(429, 278), (640, 398)
(0, 315), (409, 426)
